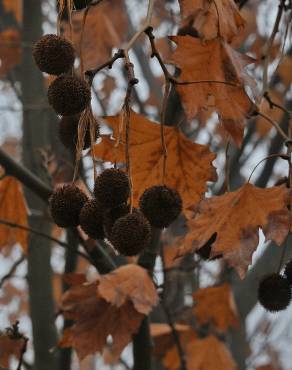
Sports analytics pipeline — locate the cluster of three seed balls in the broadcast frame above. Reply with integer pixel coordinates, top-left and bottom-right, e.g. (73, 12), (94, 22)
(33, 33), (98, 150)
(49, 168), (182, 256)
(258, 261), (292, 312)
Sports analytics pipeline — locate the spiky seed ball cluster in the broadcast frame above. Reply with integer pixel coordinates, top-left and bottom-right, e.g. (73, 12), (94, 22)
(58, 114), (100, 150)
(284, 260), (292, 285)
(258, 273), (291, 312)
(80, 199), (104, 239)
(33, 34), (75, 75)
(109, 210), (151, 256)
(139, 185), (182, 228)
(103, 203), (130, 237)
(49, 184), (88, 227)
(94, 169), (130, 208)
(48, 75), (91, 116)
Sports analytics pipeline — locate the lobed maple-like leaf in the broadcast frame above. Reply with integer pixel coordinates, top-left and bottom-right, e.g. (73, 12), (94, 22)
(179, 0), (245, 42)
(98, 264), (158, 315)
(180, 183), (290, 277)
(164, 335), (235, 370)
(0, 177), (28, 252)
(169, 35), (259, 145)
(93, 111), (217, 209)
(60, 265), (158, 360)
(193, 283), (238, 331)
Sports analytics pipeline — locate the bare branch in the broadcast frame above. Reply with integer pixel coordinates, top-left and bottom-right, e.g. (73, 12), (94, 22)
(0, 218), (90, 261)
(0, 255), (25, 288)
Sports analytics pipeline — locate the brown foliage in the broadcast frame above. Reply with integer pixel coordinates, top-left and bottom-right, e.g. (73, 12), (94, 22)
(93, 110), (217, 209)
(179, 0), (245, 42)
(60, 265), (158, 360)
(193, 283), (239, 331)
(62, 1), (127, 70)
(164, 335), (236, 370)
(0, 28), (22, 77)
(0, 177), (28, 251)
(169, 35), (259, 145)
(181, 184), (290, 277)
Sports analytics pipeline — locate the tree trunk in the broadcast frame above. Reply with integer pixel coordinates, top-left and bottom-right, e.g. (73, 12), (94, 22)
(21, 1), (58, 369)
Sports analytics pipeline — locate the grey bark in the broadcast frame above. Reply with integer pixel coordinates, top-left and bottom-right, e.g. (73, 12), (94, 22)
(20, 1), (58, 369)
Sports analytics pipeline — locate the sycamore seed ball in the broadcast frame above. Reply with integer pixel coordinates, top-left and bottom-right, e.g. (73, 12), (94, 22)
(49, 184), (88, 227)
(103, 203), (130, 237)
(74, 0), (92, 9)
(284, 260), (292, 285)
(109, 210), (151, 256)
(80, 199), (104, 239)
(33, 34), (75, 75)
(258, 273), (291, 312)
(139, 185), (182, 228)
(94, 168), (130, 208)
(48, 75), (91, 116)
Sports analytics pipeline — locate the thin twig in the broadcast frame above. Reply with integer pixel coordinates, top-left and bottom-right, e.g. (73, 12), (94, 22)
(16, 337), (29, 370)
(123, 0), (154, 51)
(225, 140), (231, 192)
(79, 5), (91, 77)
(85, 50), (124, 84)
(264, 92), (292, 116)
(160, 82), (170, 184)
(161, 302), (188, 370)
(0, 219), (90, 261)
(247, 153), (289, 183)
(262, 0), (286, 95)
(257, 111), (290, 141)
(122, 51), (138, 212)
(0, 255), (25, 288)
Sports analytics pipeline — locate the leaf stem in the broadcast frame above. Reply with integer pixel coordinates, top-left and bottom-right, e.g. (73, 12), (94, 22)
(257, 111), (290, 141)
(262, 0), (286, 95)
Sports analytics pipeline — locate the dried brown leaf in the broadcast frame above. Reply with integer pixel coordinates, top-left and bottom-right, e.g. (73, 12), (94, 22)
(98, 264), (158, 315)
(0, 177), (28, 252)
(193, 283), (238, 331)
(93, 111), (217, 209)
(169, 35), (259, 145)
(60, 265), (158, 360)
(164, 335), (235, 370)
(180, 183), (290, 277)
(179, 0), (245, 42)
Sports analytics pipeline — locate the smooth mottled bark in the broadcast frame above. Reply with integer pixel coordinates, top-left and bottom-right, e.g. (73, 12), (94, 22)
(20, 1), (58, 369)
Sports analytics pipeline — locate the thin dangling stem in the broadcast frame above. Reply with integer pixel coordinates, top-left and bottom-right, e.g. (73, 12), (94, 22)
(160, 82), (170, 185)
(80, 6), (90, 77)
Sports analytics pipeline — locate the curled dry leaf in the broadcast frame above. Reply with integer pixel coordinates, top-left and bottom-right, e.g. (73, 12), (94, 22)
(169, 35), (259, 145)
(0, 177), (28, 252)
(151, 323), (190, 359)
(193, 283), (238, 331)
(60, 265), (158, 360)
(93, 111), (217, 209)
(179, 0), (245, 42)
(0, 333), (26, 368)
(180, 183), (290, 278)
(0, 28), (22, 78)
(164, 335), (236, 370)
(62, 1), (127, 70)
(98, 264), (158, 315)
